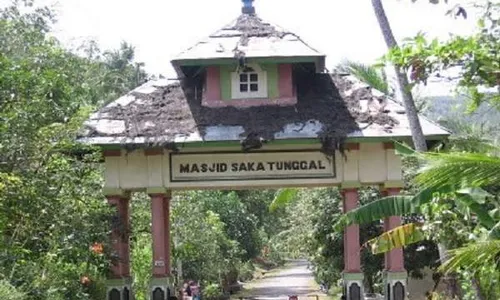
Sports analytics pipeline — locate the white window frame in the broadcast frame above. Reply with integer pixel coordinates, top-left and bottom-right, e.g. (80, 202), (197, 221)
(231, 64), (268, 99)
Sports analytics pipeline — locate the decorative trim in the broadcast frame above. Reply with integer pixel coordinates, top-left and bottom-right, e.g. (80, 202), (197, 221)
(343, 272), (364, 281)
(202, 97), (297, 108)
(103, 149), (122, 157)
(172, 56), (321, 67)
(384, 271), (408, 281)
(106, 278), (133, 286)
(93, 135), (450, 150)
(383, 142), (395, 150)
(383, 180), (405, 189)
(345, 143), (360, 151)
(145, 148), (164, 156)
(341, 181), (362, 189)
(146, 187), (170, 195)
(103, 188), (128, 197)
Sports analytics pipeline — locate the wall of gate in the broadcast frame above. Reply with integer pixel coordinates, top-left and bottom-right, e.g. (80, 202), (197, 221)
(102, 142), (403, 192)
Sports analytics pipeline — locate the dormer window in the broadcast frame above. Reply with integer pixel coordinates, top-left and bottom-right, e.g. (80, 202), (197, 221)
(231, 64), (267, 99)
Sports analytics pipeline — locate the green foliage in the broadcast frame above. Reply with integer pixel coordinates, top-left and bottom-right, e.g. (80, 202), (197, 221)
(0, 1), (149, 299)
(386, 2), (500, 111)
(270, 188), (298, 212)
(0, 280), (25, 300)
(417, 152), (500, 190)
(237, 261), (255, 282)
(440, 240), (500, 274)
(366, 223), (425, 254)
(202, 283), (224, 300)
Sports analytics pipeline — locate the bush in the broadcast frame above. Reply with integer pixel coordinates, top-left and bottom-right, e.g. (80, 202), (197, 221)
(202, 283), (224, 300)
(0, 280), (25, 300)
(238, 261), (255, 282)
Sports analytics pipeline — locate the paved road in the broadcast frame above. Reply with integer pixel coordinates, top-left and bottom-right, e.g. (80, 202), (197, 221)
(239, 260), (325, 300)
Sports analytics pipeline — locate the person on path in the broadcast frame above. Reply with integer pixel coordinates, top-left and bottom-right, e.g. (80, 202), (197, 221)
(189, 280), (200, 300)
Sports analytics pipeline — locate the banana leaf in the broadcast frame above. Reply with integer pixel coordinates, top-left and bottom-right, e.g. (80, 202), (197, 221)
(365, 223), (425, 254)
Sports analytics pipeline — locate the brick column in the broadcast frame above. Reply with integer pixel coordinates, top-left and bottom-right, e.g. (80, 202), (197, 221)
(382, 188), (407, 300)
(341, 188), (364, 300)
(149, 192), (172, 300)
(106, 194), (132, 300)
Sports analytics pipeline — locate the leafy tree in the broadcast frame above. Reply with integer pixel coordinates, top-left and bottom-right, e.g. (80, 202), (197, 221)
(0, 1), (150, 299)
(386, 1), (499, 112)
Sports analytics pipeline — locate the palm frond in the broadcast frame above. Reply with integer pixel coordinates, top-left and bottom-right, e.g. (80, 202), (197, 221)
(269, 188), (298, 212)
(365, 223), (425, 254)
(340, 60), (389, 95)
(417, 151), (500, 189)
(439, 240), (500, 274)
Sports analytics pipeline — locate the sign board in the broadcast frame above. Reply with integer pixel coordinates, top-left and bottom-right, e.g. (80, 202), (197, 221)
(170, 150), (335, 182)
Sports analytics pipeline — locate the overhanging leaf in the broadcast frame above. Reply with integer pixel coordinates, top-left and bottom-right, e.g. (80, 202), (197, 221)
(488, 221), (500, 239)
(333, 195), (419, 231)
(439, 240), (500, 274)
(365, 223), (425, 254)
(394, 140), (423, 157)
(456, 188), (496, 229)
(269, 188), (298, 212)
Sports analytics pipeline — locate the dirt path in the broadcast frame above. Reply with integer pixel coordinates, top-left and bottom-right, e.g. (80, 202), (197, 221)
(236, 260), (327, 300)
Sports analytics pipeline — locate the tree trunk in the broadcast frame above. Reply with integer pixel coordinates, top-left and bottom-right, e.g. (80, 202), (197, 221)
(472, 276), (486, 300)
(370, 0), (428, 152)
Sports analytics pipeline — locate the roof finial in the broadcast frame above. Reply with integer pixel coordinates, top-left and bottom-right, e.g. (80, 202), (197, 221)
(242, 0), (255, 15)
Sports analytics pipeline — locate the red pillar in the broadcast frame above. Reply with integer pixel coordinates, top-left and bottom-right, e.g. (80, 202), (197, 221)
(341, 188), (364, 299)
(106, 195), (131, 278)
(342, 188), (361, 272)
(383, 188), (405, 272)
(150, 193), (171, 277)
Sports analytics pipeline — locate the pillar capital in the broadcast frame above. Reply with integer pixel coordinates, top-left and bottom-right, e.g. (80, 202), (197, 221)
(341, 181), (362, 190)
(147, 187), (171, 197)
(103, 188), (130, 198)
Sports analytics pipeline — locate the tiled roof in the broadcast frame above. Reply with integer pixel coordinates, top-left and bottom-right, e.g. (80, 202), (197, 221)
(172, 14), (324, 63)
(79, 72), (449, 147)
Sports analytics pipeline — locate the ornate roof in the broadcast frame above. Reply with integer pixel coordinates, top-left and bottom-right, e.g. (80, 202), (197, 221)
(80, 1), (449, 149)
(80, 71), (449, 147)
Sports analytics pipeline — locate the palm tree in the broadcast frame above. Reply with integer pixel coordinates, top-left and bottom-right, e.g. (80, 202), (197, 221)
(371, 0), (428, 152)
(337, 60), (390, 96)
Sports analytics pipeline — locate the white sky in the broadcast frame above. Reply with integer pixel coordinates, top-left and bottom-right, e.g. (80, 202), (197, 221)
(2, 0), (480, 96)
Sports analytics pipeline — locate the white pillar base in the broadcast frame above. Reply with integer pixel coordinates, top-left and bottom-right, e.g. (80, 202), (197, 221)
(150, 277), (172, 300)
(106, 278), (133, 300)
(384, 271), (407, 300)
(343, 272), (365, 300)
